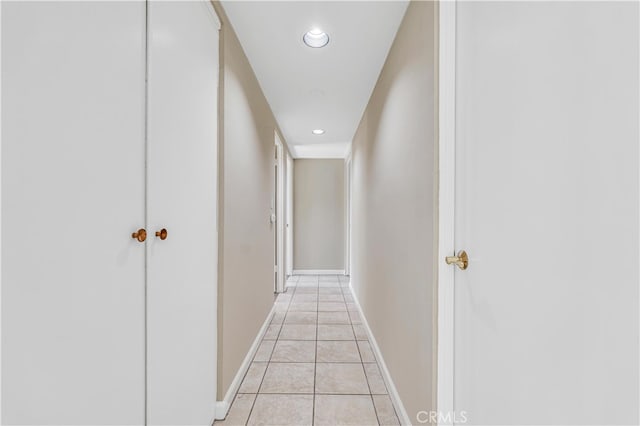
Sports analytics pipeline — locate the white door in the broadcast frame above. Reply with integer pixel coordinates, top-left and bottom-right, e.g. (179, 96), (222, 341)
(2, 2), (146, 424)
(452, 2), (638, 425)
(146, 1), (220, 424)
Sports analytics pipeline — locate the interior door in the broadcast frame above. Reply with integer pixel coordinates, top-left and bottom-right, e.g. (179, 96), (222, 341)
(2, 2), (146, 424)
(453, 2), (639, 425)
(146, 1), (220, 424)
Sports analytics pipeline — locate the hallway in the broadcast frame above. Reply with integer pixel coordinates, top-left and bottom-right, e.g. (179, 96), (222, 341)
(217, 275), (399, 426)
(2, 0), (638, 425)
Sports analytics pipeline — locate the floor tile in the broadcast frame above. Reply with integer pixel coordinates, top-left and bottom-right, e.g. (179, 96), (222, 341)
(373, 395), (400, 425)
(217, 393), (256, 425)
(271, 312), (285, 325)
(318, 302), (347, 312)
(353, 324), (368, 340)
(254, 340), (275, 362)
(284, 311), (317, 325)
(319, 293), (344, 302)
(319, 275), (339, 282)
(293, 287), (318, 293)
(271, 340), (316, 362)
(274, 303), (289, 313)
(259, 362), (315, 394)
(319, 287), (343, 295)
(248, 394), (313, 426)
(263, 323), (281, 340)
(315, 363), (369, 394)
(292, 294), (318, 303)
(318, 311), (351, 324)
(297, 276), (318, 283)
(317, 340), (361, 363)
(279, 324), (316, 340)
(222, 275), (395, 426)
(317, 324), (355, 340)
(288, 302), (318, 312)
(349, 310), (362, 324)
(364, 363), (387, 394)
(314, 395), (378, 425)
(358, 340), (376, 362)
(276, 293), (292, 302)
(238, 362), (268, 393)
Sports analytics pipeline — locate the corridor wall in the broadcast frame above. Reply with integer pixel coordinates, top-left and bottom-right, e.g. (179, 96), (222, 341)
(212, 1), (291, 403)
(350, 1), (438, 421)
(293, 159), (345, 273)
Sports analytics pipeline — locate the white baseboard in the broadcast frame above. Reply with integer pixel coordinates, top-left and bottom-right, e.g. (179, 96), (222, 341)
(214, 304), (276, 420)
(292, 269), (346, 275)
(349, 282), (412, 426)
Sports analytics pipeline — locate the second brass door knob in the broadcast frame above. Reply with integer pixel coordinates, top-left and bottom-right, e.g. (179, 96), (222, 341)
(155, 228), (168, 240)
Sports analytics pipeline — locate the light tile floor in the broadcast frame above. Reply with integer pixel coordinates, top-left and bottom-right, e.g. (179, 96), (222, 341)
(216, 274), (400, 426)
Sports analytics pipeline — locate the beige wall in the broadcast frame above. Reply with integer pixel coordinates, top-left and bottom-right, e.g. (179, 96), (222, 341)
(350, 1), (437, 420)
(293, 159), (345, 271)
(213, 2), (285, 398)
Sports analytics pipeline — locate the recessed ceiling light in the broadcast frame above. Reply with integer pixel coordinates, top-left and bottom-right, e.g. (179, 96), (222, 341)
(312, 129), (325, 135)
(303, 29), (329, 48)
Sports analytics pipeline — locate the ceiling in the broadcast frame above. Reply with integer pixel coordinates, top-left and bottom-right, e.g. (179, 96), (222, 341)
(221, 0), (409, 158)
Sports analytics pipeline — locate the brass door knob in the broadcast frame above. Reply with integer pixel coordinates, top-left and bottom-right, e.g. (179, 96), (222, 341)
(132, 228), (147, 242)
(155, 228), (168, 240)
(445, 250), (468, 270)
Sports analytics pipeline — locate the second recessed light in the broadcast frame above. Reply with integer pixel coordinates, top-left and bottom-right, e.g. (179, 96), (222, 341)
(303, 29), (329, 48)
(312, 129), (325, 135)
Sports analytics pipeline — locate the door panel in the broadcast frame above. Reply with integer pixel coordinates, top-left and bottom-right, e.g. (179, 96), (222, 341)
(146, 1), (219, 424)
(2, 2), (146, 424)
(454, 2), (639, 425)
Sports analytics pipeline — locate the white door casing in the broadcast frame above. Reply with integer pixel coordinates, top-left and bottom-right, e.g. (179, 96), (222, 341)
(146, 1), (220, 424)
(286, 154), (294, 277)
(275, 133), (285, 292)
(443, 2), (639, 425)
(2, 2), (147, 424)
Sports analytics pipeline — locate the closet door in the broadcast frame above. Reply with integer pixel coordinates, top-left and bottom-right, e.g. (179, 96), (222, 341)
(146, 1), (220, 424)
(2, 2), (146, 425)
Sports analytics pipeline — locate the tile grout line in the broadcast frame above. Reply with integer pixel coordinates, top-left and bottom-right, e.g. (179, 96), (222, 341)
(243, 284), (293, 425)
(312, 276), (319, 425)
(348, 280), (381, 426)
(225, 276), (390, 425)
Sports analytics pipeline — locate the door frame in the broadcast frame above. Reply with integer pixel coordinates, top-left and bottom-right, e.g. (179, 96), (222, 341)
(274, 132), (285, 293)
(344, 156), (352, 276)
(437, 0), (456, 422)
(285, 152), (294, 278)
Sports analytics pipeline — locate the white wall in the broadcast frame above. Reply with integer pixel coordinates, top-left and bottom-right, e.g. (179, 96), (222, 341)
(293, 159), (345, 271)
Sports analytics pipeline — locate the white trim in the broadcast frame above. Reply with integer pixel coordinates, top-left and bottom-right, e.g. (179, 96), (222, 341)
(292, 269), (345, 276)
(214, 304), (276, 420)
(275, 132), (285, 293)
(285, 153), (294, 277)
(437, 1), (456, 424)
(349, 282), (411, 426)
(344, 158), (352, 276)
